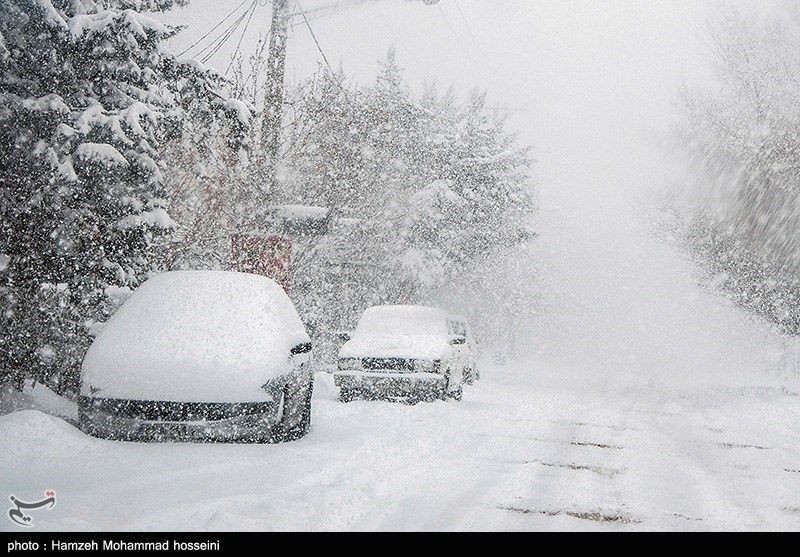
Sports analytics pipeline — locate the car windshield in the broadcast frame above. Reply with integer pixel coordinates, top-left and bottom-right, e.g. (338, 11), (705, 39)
(354, 306), (447, 338)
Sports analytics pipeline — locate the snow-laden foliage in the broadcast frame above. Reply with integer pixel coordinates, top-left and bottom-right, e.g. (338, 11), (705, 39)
(160, 87), (252, 271)
(168, 49), (534, 361)
(0, 0), (247, 394)
(672, 6), (800, 336)
(280, 51), (534, 356)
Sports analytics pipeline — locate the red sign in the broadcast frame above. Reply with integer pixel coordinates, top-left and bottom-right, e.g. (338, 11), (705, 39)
(230, 234), (292, 293)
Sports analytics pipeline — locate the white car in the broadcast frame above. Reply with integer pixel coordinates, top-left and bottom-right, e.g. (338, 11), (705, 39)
(334, 305), (476, 403)
(79, 271), (314, 443)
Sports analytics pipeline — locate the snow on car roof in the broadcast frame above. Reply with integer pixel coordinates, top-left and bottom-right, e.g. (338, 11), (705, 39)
(81, 271), (310, 403)
(355, 305), (449, 335)
(339, 305), (451, 360)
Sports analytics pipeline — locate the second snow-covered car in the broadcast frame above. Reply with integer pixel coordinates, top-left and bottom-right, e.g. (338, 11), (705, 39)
(334, 305), (471, 403)
(79, 270), (314, 443)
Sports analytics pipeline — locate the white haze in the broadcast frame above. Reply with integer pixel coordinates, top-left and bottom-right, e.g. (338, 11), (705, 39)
(158, 0), (793, 385)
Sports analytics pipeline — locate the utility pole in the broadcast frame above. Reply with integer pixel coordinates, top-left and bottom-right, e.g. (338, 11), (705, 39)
(261, 0), (291, 197)
(260, 0), (439, 196)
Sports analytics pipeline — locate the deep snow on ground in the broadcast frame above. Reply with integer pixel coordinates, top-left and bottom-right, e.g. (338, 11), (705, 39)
(1, 359), (798, 532)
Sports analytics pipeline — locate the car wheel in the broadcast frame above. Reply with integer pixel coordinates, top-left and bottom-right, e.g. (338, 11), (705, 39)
(78, 404), (103, 439)
(275, 372), (314, 442)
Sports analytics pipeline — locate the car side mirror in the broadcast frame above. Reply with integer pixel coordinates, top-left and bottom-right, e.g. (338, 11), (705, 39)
(290, 342), (313, 355)
(449, 336), (466, 346)
(337, 331), (351, 342)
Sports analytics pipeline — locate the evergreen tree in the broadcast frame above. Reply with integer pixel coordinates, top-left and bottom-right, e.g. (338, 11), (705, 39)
(279, 50), (534, 346)
(281, 66), (365, 210)
(0, 0), (246, 394)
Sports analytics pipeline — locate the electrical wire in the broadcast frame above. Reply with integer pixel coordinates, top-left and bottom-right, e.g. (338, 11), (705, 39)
(195, 13), (247, 61)
(436, 1), (488, 83)
(177, 0), (252, 57)
(200, 1), (257, 64)
(290, 0), (362, 25)
(453, 0), (481, 48)
(225, 0), (261, 76)
(297, 0), (335, 75)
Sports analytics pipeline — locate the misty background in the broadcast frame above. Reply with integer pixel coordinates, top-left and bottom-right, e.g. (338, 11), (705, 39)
(158, 0), (793, 383)
(4, 0), (798, 397)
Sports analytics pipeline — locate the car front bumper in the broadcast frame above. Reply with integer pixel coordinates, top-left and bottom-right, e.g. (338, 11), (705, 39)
(333, 370), (448, 400)
(78, 397), (284, 443)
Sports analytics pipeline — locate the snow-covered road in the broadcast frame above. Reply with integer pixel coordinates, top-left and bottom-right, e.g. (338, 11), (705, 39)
(1, 359), (798, 532)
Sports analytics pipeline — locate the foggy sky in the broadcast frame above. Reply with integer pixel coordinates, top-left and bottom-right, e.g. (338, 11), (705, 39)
(158, 0), (792, 382)
(157, 0), (739, 208)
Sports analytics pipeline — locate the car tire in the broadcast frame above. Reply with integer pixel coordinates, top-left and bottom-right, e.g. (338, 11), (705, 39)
(275, 372), (314, 442)
(405, 393), (422, 405)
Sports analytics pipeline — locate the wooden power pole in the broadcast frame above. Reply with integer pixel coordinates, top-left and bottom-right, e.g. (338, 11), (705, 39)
(259, 0), (440, 196)
(261, 0), (291, 196)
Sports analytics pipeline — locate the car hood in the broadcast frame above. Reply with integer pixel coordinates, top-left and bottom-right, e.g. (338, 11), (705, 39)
(338, 334), (450, 360)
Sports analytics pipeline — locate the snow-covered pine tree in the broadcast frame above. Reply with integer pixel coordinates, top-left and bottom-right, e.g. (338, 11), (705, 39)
(161, 79), (252, 271)
(0, 0), (248, 395)
(281, 65), (366, 210)
(279, 50), (534, 342)
(415, 87), (533, 270)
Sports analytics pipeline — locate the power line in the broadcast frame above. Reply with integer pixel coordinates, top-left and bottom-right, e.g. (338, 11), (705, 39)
(177, 0), (251, 57)
(289, 4), (341, 22)
(436, 2), (483, 78)
(225, 1), (260, 76)
(289, 0), (362, 25)
(196, 14), (245, 61)
(297, 1), (335, 75)
(200, 2), (257, 64)
(453, 0), (481, 47)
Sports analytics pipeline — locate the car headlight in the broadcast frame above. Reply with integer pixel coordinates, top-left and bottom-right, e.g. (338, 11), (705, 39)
(338, 357), (363, 371)
(413, 359), (441, 373)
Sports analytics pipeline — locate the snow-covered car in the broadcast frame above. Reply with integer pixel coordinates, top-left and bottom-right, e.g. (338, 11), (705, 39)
(78, 271), (314, 443)
(334, 305), (472, 403)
